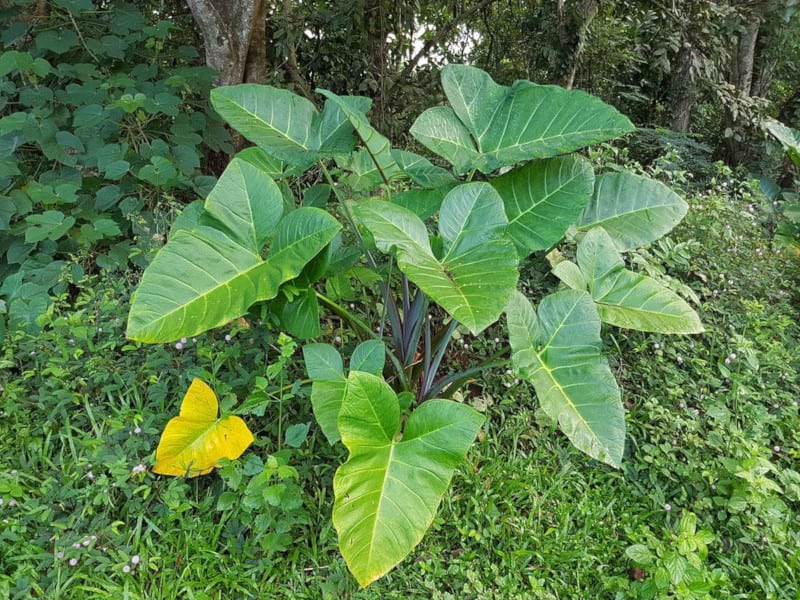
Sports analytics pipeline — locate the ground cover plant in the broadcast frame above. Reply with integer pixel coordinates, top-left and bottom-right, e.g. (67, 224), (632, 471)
(0, 0), (228, 338)
(124, 64), (706, 586)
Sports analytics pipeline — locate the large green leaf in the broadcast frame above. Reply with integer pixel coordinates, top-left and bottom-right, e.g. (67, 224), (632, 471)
(333, 371), (483, 587)
(303, 343), (347, 444)
(411, 65), (634, 174)
(765, 119), (800, 167)
(273, 287), (320, 339)
(570, 227), (704, 334)
(355, 183), (519, 334)
(317, 89), (402, 185)
(506, 290), (624, 467)
(210, 85), (362, 169)
(303, 341), (386, 445)
(391, 149), (456, 189)
(201, 158), (283, 251)
(577, 172), (688, 249)
(491, 156), (595, 255)
(408, 106), (481, 175)
(127, 161), (341, 342)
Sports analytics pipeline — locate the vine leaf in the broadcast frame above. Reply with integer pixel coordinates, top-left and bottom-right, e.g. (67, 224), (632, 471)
(153, 379), (254, 477)
(506, 290), (625, 467)
(333, 372), (483, 586)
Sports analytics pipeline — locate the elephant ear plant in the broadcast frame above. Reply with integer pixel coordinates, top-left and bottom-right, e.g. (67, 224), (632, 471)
(127, 65), (703, 587)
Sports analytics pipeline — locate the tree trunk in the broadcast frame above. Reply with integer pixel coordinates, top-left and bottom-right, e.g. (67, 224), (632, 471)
(723, 2), (767, 163)
(185, 0), (266, 86)
(729, 14), (761, 95)
(555, 0), (600, 90)
(668, 44), (695, 132)
(365, 0), (388, 127)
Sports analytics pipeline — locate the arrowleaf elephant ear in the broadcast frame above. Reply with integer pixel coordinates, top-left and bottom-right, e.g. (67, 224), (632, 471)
(410, 64), (634, 174)
(153, 379), (254, 477)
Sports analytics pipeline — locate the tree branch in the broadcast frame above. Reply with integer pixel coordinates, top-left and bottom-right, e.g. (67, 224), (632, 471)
(390, 0), (497, 87)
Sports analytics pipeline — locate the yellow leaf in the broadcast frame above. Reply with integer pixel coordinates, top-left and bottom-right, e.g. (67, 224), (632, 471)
(153, 378), (254, 477)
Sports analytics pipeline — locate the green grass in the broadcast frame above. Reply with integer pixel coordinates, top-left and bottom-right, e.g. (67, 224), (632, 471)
(2, 165), (799, 599)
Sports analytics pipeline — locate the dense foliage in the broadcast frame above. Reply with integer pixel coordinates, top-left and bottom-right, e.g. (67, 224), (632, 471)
(0, 0), (228, 336)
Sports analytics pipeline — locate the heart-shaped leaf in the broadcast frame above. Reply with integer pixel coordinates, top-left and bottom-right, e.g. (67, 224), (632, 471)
(303, 341), (386, 445)
(153, 379), (254, 477)
(211, 85), (363, 169)
(492, 155), (595, 255)
(567, 227), (704, 334)
(317, 90), (402, 186)
(577, 172), (688, 250)
(355, 183), (519, 334)
(506, 290), (625, 467)
(333, 372), (483, 586)
(411, 65), (633, 174)
(127, 159), (341, 342)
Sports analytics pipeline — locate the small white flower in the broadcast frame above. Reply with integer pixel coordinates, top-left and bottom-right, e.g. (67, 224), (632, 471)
(773, 446), (781, 453)
(133, 426), (142, 435)
(664, 503), (672, 511)
(69, 558), (78, 567)
(131, 555), (140, 565)
(123, 564), (131, 573)
(132, 464), (146, 474)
